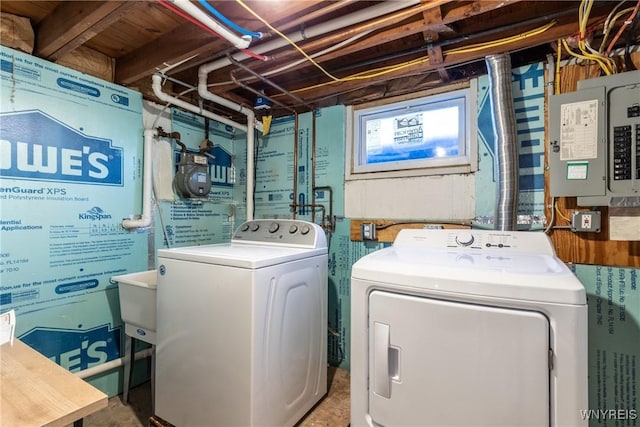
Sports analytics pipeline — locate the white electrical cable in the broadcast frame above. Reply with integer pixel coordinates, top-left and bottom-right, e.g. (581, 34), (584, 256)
(207, 30), (375, 88)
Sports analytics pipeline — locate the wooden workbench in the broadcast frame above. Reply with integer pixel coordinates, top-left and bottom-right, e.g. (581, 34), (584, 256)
(0, 339), (108, 427)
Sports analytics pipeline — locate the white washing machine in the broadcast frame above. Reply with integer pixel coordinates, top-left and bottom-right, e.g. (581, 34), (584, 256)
(351, 229), (588, 427)
(155, 219), (327, 427)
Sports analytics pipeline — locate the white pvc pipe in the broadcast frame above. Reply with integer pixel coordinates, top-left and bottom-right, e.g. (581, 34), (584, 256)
(153, 73), (254, 220)
(196, 74), (248, 114)
(245, 109), (255, 221)
(197, 69), (255, 220)
(200, 0), (421, 74)
(152, 74), (247, 132)
(75, 347), (153, 379)
(170, 0), (251, 49)
(122, 129), (154, 230)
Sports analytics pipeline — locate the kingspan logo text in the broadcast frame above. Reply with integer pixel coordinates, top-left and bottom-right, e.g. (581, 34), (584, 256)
(0, 110), (123, 186)
(79, 206), (112, 221)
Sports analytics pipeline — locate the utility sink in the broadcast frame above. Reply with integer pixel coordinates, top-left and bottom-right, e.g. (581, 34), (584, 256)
(113, 270), (157, 345)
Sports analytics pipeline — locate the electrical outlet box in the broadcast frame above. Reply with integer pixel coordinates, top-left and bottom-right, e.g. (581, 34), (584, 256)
(571, 211), (601, 233)
(361, 223), (377, 240)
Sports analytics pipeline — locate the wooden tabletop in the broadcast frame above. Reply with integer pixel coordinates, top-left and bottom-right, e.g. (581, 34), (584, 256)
(0, 339), (108, 427)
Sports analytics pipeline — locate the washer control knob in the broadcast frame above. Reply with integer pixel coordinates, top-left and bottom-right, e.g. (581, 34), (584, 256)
(289, 224), (298, 234)
(250, 223), (260, 232)
(240, 223), (250, 232)
(269, 222), (280, 233)
(300, 225), (310, 235)
(455, 231), (474, 247)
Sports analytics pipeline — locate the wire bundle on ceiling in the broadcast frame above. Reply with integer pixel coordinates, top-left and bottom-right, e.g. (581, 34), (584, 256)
(234, 0), (560, 96)
(560, 0), (640, 76)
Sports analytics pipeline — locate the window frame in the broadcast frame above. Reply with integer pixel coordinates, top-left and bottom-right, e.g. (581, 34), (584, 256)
(346, 81), (477, 180)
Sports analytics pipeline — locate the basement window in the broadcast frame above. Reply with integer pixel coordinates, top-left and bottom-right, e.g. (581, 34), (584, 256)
(346, 82), (477, 179)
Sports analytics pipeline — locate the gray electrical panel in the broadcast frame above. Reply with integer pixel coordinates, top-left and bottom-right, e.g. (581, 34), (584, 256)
(548, 70), (640, 206)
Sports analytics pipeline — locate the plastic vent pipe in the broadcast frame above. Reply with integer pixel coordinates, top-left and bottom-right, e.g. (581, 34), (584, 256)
(122, 129), (154, 230)
(152, 73), (255, 220)
(485, 54), (519, 231)
(170, 0), (251, 49)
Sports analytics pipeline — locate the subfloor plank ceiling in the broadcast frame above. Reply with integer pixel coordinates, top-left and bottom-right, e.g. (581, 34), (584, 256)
(1, 1), (639, 121)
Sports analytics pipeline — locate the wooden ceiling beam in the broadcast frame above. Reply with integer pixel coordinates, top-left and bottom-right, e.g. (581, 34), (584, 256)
(211, 0), (525, 95)
(115, 1), (329, 85)
(116, 23), (221, 85)
(279, 18), (584, 106)
(36, 1), (136, 60)
(422, 5), (450, 82)
(440, 0), (527, 24)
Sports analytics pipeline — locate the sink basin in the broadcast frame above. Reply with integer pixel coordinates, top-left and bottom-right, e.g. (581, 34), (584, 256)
(113, 270), (157, 344)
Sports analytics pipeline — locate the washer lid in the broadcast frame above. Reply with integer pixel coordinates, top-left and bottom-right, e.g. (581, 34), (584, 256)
(157, 243), (327, 269)
(351, 245), (586, 305)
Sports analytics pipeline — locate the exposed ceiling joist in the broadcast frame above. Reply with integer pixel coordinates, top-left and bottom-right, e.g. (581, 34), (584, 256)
(36, 1), (136, 60)
(1, 0), (636, 116)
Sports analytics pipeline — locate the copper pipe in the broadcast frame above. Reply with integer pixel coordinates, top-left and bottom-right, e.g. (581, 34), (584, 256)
(292, 112), (299, 219)
(311, 110), (317, 223)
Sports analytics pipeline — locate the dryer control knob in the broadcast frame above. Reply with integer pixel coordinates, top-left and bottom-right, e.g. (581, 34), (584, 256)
(289, 224), (298, 234)
(455, 231), (474, 247)
(300, 225), (310, 235)
(269, 222), (280, 233)
(250, 223), (260, 232)
(240, 223), (250, 232)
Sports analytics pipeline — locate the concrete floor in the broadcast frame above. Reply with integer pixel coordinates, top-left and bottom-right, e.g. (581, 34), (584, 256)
(76, 367), (350, 426)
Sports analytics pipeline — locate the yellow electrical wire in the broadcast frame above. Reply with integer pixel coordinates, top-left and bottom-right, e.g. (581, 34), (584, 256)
(249, 13), (557, 96)
(562, 38), (613, 75)
(235, 0), (438, 83)
(554, 200), (572, 223)
(235, 0), (558, 87)
(576, 0), (616, 74)
(331, 19), (553, 82)
(286, 57), (431, 94)
(447, 20), (558, 55)
(235, 0), (341, 82)
(284, 20), (558, 95)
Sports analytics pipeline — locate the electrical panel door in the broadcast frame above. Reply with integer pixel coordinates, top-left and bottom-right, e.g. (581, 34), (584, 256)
(548, 70), (640, 206)
(548, 87), (607, 197)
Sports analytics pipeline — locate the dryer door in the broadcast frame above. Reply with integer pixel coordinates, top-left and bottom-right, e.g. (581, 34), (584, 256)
(368, 291), (550, 427)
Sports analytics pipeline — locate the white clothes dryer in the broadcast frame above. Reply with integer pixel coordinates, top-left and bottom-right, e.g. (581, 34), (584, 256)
(155, 219), (327, 427)
(351, 229), (588, 427)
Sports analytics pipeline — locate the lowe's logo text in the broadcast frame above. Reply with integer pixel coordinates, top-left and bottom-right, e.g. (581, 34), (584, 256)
(0, 110), (123, 186)
(20, 324), (121, 372)
(79, 206), (112, 221)
(210, 145), (234, 187)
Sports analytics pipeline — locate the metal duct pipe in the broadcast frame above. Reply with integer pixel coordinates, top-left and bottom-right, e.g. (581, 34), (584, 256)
(485, 54), (519, 231)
